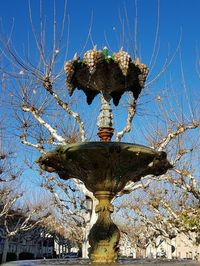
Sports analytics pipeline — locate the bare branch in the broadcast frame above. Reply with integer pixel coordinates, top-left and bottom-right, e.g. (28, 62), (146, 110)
(156, 121), (199, 151)
(172, 168), (200, 201)
(42, 77), (87, 142)
(0, 190), (22, 218)
(115, 99), (136, 142)
(20, 133), (45, 154)
(21, 103), (66, 144)
(148, 0), (160, 73)
(146, 32), (182, 87)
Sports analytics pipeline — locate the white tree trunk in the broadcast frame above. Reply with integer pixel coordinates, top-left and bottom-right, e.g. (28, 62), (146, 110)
(82, 227), (90, 259)
(82, 198), (98, 259)
(58, 244), (61, 258)
(166, 240), (172, 259)
(2, 237), (9, 263)
(16, 242), (20, 260)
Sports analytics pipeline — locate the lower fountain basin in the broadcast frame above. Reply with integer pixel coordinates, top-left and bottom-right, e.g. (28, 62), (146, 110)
(37, 142), (172, 194)
(37, 142), (172, 263)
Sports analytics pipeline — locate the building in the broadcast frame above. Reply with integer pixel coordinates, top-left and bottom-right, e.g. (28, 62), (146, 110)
(119, 231), (200, 261)
(0, 228), (55, 260)
(173, 233), (200, 261)
(145, 233), (200, 261)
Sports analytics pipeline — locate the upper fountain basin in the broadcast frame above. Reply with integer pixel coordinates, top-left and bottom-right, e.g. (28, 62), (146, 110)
(37, 142), (172, 194)
(64, 48), (148, 106)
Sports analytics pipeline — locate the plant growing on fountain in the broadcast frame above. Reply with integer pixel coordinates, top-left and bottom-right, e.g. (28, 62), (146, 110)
(37, 47), (172, 263)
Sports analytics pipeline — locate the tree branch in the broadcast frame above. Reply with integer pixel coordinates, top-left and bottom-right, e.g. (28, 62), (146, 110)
(42, 77), (87, 142)
(20, 130), (45, 155)
(21, 103), (66, 144)
(115, 99), (136, 142)
(156, 121), (199, 151)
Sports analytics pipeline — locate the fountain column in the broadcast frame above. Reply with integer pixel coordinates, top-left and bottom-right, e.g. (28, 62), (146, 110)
(88, 191), (120, 263)
(97, 95), (114, 142)
(87, 96), (120, 263)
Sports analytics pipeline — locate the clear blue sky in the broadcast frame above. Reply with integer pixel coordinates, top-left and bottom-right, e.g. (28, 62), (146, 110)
(0, 0), (199, 195)
(0, 0), (199, 63)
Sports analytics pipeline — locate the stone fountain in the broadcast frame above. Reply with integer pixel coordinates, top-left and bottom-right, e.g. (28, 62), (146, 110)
(37, 47), (172, 263)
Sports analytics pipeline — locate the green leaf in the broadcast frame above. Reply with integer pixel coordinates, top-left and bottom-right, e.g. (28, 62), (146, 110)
(103, 48), (109, 58)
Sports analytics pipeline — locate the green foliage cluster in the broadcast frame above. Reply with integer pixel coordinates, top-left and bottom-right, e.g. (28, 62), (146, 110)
(102, 48), (115, 63)
(180, 209), (200, 233)
(79, 47), (115, 64)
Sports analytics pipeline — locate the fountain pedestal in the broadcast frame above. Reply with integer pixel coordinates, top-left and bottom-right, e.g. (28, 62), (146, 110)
(89, 191), (120, 263)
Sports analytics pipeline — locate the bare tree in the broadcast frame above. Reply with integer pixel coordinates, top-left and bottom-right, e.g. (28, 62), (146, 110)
(112, 54), (200, 252)
(0, 2), (199, 260)
(37, 171), (97, 258)
(0, 192), (49, 264)
(0, 131), (24, 220)
(114, 91), (199, 252)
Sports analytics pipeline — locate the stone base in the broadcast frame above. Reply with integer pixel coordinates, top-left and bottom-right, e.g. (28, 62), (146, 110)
(89, 237), (119, 263)
(88, 192), (120, 263)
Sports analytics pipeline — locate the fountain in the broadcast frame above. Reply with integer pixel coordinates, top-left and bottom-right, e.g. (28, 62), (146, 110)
(37, 47), (172, 263)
